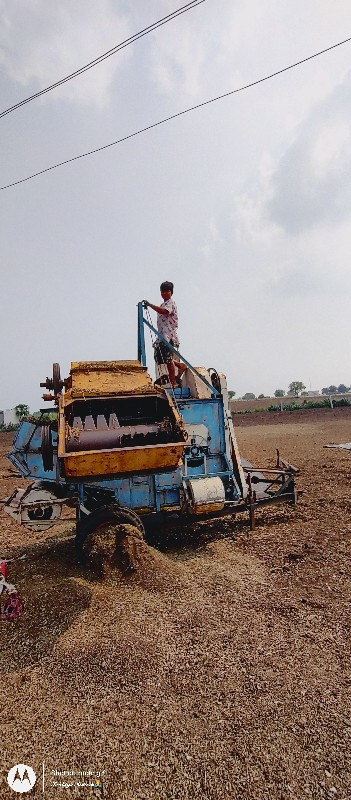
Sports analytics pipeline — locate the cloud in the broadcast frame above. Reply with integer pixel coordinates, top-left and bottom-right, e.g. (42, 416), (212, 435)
(0, 0), (131, 107)
(268, 71), (351, 233)
(199, 216), (222, 259)
(149, 19), (206, 98)
(233, 174), (351, 297)
(148, 0), (274, 99)
(228, 70), (351, 298)
(232, 175), (351, 299)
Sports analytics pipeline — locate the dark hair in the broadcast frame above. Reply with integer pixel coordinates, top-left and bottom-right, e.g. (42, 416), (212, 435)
(160, 281), (173, 294)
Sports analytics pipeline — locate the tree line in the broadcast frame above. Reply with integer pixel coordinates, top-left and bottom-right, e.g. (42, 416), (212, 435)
(228, 382), (350, 400)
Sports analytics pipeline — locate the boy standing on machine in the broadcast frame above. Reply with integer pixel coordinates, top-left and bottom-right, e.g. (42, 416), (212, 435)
(143, 281), (186, 387)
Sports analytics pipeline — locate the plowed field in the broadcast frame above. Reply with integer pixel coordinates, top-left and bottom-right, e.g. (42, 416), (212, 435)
(0, 409), (350, 800)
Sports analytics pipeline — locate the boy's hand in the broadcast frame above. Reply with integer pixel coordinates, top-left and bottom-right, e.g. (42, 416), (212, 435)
(142, 300), (149, 308)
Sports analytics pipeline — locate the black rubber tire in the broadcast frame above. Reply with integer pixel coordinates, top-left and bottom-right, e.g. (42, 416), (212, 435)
(52, 362), (62, 395)
(41, 424), (54, 472)
(75, 505), (144, 564)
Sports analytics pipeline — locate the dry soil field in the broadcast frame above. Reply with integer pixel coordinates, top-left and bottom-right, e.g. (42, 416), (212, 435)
(0, 409), (350, 800)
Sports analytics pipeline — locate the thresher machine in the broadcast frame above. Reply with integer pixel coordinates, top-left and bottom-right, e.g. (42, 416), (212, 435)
(2, 304), (298, 566)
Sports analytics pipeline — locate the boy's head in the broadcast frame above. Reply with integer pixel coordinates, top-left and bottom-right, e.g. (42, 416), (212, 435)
(160, 281), (173, 301)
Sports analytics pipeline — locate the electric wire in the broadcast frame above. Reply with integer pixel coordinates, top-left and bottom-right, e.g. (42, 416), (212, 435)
(0, 0), (206, 119)
(1, 34), (350, 192)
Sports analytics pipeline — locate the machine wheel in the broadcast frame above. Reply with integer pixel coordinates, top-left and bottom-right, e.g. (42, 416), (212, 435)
(41, 425), (54, 472)
(40, 362), (63, 394)
(75, 505), (144, 567)
(52, 362), (63, 395)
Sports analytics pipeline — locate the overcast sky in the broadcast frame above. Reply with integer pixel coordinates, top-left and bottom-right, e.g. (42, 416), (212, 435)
(1, 0), (351, 410)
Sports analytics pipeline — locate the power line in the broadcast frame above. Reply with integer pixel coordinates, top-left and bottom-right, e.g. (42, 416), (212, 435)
(1, 35), (351, 192)
(0, 0), (206, 119)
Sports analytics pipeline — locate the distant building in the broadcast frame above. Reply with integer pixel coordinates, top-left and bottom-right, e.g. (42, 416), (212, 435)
(0, 408), (19, 426)
(306, 390), (320, 396)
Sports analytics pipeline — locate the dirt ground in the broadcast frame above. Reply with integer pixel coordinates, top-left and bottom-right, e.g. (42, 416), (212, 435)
(0, 409), (350, 800)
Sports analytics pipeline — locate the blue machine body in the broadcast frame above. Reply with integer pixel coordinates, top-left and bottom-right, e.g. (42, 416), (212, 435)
(8, 392), (241, 514)
(5, 305), (297, 534)
(6, 304), (244, 517)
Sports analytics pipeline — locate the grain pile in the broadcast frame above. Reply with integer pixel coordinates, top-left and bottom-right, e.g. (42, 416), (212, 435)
(0, 409), (350, 799)
(83, 523), (145, 576)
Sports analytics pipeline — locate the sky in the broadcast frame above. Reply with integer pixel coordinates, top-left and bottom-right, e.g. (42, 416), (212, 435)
(1, 0), (351, 410)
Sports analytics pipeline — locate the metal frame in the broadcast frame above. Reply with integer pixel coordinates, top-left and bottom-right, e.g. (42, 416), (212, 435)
(137, 302), (219, 397)
(135, 303), (299, 528)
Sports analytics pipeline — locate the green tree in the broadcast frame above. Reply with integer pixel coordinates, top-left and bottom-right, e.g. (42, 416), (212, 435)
(288, 381), (306, 397)
(15, 403), (29, 420)
(274, 389), (285, 397)
(337, 384), (349, 393)
(228, 391), (236, 399)
(258, 393), (265, 399)
(243, 392), (256, 400)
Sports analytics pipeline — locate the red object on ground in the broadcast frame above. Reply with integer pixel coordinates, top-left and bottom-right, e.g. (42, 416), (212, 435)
(1, 591), (24, 621)
(0, 559), (24, 621)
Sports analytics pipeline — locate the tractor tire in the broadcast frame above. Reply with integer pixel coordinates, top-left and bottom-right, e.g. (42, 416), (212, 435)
(75, 505), (144, 568)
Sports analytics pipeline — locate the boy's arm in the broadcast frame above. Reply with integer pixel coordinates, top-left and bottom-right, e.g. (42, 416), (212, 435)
(143, 300), (169, 315)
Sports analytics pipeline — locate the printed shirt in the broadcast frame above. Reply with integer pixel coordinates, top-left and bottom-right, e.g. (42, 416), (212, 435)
(157, 299), (179, 347)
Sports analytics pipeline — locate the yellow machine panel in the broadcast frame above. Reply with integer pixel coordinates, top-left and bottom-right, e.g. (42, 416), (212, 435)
(58, 362), (187, 480)
(67, 360), (154, 398)
(58, 440), (185, 479)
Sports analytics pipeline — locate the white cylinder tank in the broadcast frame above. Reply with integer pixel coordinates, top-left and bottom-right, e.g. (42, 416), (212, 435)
(186, 476), (225, 514)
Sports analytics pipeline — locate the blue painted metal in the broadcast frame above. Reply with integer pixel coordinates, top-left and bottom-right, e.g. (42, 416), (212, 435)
(137, 302), (147, 366)
(179, 399), (225, 455)
(7, 421), (58, 482)
(172, 387), (191, 399)
(7, 392), (241, 510)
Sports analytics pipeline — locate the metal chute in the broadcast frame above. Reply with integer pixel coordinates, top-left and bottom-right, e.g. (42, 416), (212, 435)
(3, 484), (63, 532)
